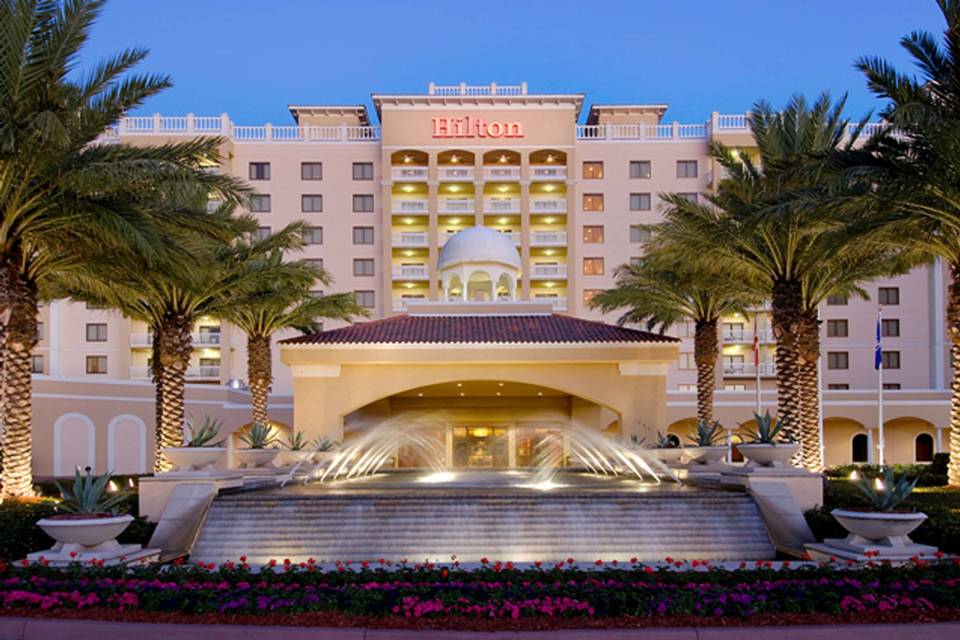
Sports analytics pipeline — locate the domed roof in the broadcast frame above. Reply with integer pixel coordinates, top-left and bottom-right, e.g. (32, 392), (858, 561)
(438, 226), (521, 271)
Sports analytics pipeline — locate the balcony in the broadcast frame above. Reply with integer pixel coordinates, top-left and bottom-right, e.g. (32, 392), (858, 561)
(129, 365), (221, 380)
(392, 265), (429, 280)
(723, 362), (776, 377)
(131, 332), (221, 347)
(531, 231), (567, 246)
(484, 198), (521, 213)
(391, 167), (428, 181)
(530, 264), (567, 279)
(392, 232), (429, 247)
(530, 166), (567, 180)
(438, 199), (475, 214)
(531, 199), (567, 213)
(483, 166), (521, 180)
(534, 297), (567, 311)
(99, 114), (381, 144)
(722, 328), (775, 343)
(438, 167), (475, 181)
(392, 199), (428, 214)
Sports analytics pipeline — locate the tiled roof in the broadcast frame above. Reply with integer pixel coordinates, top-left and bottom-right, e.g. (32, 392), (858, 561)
(280, 314), (678, 346)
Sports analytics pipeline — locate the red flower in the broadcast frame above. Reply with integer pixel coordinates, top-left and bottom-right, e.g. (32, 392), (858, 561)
(20, 560), (29, 567)
(239, 555), (247, 562)
(643, 566), (654, 574)
(567, 558), (575, 565)
(534, 560), (542, 568)
(480, 557), (489, 565)
(69, 551), (78, 558)
(629, 557), (638, 564)
(268, 559), (277, 567)
(361, 561), (369, 569)
(595, 559), (603, 566)
(440, 568), (449, 578)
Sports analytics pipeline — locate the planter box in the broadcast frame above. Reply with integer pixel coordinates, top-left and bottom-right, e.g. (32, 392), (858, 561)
(162, 447), (226, 472)
(37, 514), (133, 548)
(683, 446), (727, 465)
(234, 448), (279, 469)
(737, 443), (800, 468)
(806, 509), (937, 561)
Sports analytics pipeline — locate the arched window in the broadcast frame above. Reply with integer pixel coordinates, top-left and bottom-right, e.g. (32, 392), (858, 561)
(851, 433), (868, 463)
(730, 434), (744, 463)
(915, 433), (934, 463)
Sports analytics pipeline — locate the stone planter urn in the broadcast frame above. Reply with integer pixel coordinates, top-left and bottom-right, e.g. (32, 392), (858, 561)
(162, 447), (226, 472)
(312, 450), (340, 465)
(273, 450), (314, 468)
(683, 446), (727, 465)
(37, 514), (134, 549)
(234, 448), (279, 468)
(737, 443), (800, 468)
(651, 448), (685, 465)
(831, 509), (928, 548)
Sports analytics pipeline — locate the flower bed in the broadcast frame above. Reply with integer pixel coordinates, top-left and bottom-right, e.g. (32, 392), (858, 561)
(1, 557), (959, 629)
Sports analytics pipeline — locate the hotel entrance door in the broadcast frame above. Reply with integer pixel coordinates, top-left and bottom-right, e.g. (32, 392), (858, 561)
(452, 426), (510, 468)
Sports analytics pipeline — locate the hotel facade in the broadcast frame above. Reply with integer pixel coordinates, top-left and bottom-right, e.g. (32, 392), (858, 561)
(29, 83), (949, 478)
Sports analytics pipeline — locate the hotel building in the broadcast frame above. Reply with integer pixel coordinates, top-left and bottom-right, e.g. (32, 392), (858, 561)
(29, 83), (949, 477)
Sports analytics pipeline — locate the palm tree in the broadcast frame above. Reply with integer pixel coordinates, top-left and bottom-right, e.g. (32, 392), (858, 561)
(224, 253), (366, 424)
(0, 0), (245, 496)
(591, 251), (757, 422)
(652, 95), (906, 471)
(849, 0), (960, 482)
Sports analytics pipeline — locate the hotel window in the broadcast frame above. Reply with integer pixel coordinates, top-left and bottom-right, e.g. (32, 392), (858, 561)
(827, 351), (849, 369)
(306, 258), (324, 270)
(582, 226), (604, 243)
(582, 193), (604, 211)
(85, 323), (107, 342)
(677, 384), (696, 392)
(253, 226), (271, 241)
(882, 350), (901, 369)
(36, 322), (44, 340)
(248, 162), (270, 180)
(630, 160), (651, 179)
(353, 226), (374, 245)
(851, 434), (868, 463)
(828, 383), (849, 390)
(678, 352), (695, 370)
(301, 162), (323, 180)
(353, 259), (375, 276)
(85, 355), (107, 374)
(676, 160), (698, 178)
(884, 383), (902, 390)
(879, 287), (900, 305)
(630, 193), (652, 211)
(31, 355), (43, 374)
(582, 289), (602, 305)
(881, 318), (900, 337)
(678, 192), (699, 203)
(916, 433), (934, 462)
(352, 162), (374, 180)
(827, 294), (848, 305)
(826, 319), (848, 337)
(301, 194), (323, 212)
(725, 384), (747, 391)
(582, 161), (604, 179)
(582, 257), (604, 276)
(353, 194), (374, 212)
(355, 290), (375, 308)
(248, 194), (271, 212)
(630, 225), (651, 243)
(301, 227), (323, 245)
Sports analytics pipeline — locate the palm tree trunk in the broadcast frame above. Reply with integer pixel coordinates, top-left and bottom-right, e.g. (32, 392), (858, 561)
(0, 260), (38, 498)
(771, 280), (803, 465)
(693, 319), (718, 422)
(947, 262), (960, 485)
(247, 334), (272, 425)
(152, 313), (194, 473)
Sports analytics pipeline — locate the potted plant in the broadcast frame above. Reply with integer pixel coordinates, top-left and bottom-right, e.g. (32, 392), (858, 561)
(233, 421), (280, 468)
(646, 431), (685, 464)
(311, 436), (340, 466)
(162, 416), (226, 472)
(37, 469), (133, 549)
(683, 419), (727, 464)
(737, 411), (800, 467)
(831, 468), (928, 548)
(274, 430), (316, 467)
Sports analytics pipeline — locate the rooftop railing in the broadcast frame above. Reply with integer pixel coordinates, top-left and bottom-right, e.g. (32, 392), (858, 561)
(428, 82), (528, 96)
(100, 114), (380, 143)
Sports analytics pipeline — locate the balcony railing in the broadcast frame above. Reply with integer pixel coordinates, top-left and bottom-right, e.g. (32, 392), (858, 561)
(530, 264), (567, 278)
(576, 123), (707, 141)
(723, 362), (776, 376)
(722, 328), (775, 343)
(533, 297), (567, 311)
(392, 199), (428, 214)
(428, 82), (527, 96)
(484, 198), (521, 213)
(129, 365), (221, 380)
(392, 265), (429, 280)
(99, 114), (380, 143)
(531, 231), (567, 245)
(438, 199), (475, 213)
(483, 166), (521, 180)
(131, 332), (221, 347)
(531, 199), (566, 213)
(438, 167), (475, 181)
(530, 166), (567, 180)
(391, 167), (428, 181)
(392, 232), (429, 247)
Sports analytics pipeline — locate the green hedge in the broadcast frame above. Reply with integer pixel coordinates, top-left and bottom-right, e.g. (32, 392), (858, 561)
(825, 453), (949, 487)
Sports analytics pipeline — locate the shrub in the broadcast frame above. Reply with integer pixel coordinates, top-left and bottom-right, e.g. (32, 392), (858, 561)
(0, 500), (60, 560)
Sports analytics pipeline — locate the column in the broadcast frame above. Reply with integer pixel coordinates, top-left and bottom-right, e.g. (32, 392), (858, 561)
(427, 151), (440, 301)
(520, 179), (531, 300)
(380, 150), (395, 314)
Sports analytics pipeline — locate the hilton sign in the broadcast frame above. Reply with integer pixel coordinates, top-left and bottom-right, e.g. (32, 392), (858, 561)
(431, 116), (524, 139)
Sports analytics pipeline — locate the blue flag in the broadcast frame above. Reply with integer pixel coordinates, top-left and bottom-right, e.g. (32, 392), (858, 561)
(874, 313), (882, 370)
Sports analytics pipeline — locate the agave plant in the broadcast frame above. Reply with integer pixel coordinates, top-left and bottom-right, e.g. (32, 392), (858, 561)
(238, 422), (278, 449)
(743, 411), (793, 444)
(185, 416), (223, 447)
(652, 431), (680, 449)
(54, 469), (129, 516)
(687, 419), (724, 447)
(314, 436), (336, 452)
(284, 430), (311, 451)
(856, 468), (918, 512)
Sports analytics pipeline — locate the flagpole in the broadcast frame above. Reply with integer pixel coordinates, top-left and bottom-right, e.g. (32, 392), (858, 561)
(877, 308), (885, 468)
(754, 311), (762, 415)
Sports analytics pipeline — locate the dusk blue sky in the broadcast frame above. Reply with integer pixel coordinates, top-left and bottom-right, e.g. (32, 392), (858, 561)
(84, 1), (944, 125)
